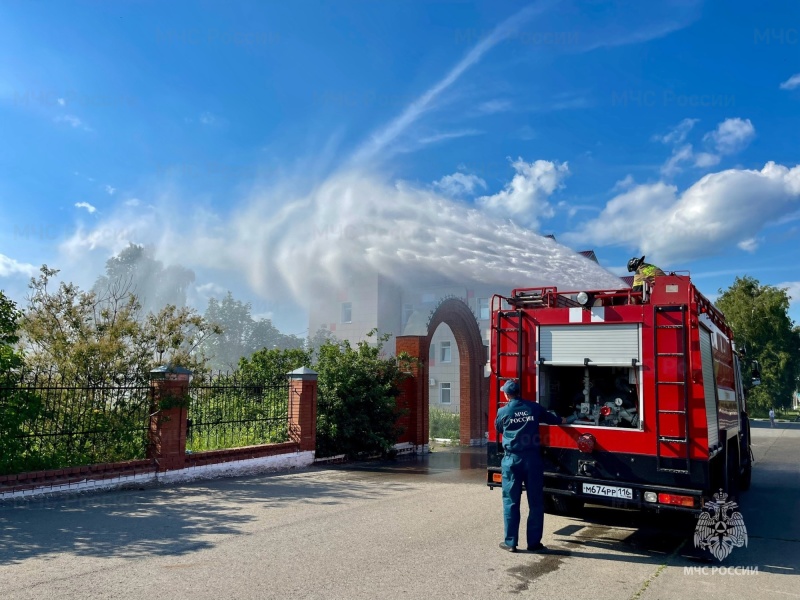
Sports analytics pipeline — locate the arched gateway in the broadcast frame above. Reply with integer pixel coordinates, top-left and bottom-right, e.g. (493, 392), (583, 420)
(395, 298), (488, 448)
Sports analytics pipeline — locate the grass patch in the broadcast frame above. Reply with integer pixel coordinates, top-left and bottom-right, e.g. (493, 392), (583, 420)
(429, 407), (460, 441)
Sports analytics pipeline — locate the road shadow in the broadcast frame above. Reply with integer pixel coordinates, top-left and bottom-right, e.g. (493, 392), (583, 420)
(0, 466), (414, 564)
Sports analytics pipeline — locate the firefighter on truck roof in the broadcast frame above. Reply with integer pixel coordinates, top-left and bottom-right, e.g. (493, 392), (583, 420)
(627, 255), (666, 293)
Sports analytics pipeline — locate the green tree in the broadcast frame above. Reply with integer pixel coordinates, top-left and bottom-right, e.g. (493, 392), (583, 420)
(0, 290), (24, 374)
(314, 331), (409, 459)
(0, 290), (44, 475)
(716, 276), (800, 413)
(203, 292), (305, 371)
(237, 347), (311, 386)
(22, 265), (219, 383)
(94, 243), (195, 314)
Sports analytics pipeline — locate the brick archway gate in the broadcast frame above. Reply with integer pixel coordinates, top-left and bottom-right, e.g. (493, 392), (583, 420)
(395, 298), (488, 448)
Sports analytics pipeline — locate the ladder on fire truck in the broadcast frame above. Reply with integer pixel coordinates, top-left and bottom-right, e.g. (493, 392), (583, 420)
(654, 305), (691, 474)
(492, 304), (525, 398)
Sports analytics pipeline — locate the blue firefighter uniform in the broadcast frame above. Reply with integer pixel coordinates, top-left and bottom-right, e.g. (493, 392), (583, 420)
(495, 390), (562, 550)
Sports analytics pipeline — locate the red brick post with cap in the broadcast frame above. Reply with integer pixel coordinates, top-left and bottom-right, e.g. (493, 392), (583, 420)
(287, 367), (318, 453)
(148, 365), (192, 472)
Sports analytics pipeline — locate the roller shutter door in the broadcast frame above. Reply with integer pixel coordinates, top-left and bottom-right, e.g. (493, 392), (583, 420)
(539, 324), (640, 366)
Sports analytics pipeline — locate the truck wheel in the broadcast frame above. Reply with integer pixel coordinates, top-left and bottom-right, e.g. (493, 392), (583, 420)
(551, 494), (584, 516)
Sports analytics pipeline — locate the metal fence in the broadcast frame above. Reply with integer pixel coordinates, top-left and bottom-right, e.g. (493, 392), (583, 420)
(0, 371), (153, 476)
(187, 374), (290, 452)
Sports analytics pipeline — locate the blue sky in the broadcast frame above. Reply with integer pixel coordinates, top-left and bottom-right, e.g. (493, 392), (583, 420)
(1, 0), (800, 335)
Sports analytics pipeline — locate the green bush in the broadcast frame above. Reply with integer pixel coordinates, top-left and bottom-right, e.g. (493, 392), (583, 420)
(429, 407), (460, 441)
(315, 331), (409, 459)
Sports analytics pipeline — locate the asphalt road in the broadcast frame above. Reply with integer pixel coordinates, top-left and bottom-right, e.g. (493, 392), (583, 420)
(1, 421), (798, 599)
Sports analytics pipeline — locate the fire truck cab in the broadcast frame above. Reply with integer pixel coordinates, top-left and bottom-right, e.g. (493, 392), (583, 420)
(487, 273), (756, 515)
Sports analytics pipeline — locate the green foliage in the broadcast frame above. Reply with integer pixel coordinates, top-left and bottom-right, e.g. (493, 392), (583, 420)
(202, 292), (304, 371)
(429, 407), (460, 441)
(21, 265), (220, 383)
(715, 276), (800, 412)
(314, 330), (409, 459)
(93, 243), (195, 313)
(237, 347), (312, 385)
(187, 377), (290, 452)
(0, 290), (23, 374)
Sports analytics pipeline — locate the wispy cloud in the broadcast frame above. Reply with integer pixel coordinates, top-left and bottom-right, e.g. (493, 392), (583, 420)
(75, 201), (97, 213)
(199, 111), (217, 125)
(351, 1), (555, 163)
(104, 185), (116, 195)
(55, 114), (91, 130)
(477, 99), (513, 114)
(654, 118), (699, 145)
(416, 129), (483, 145)
(779, 73), (800, 90)
(659, 118), (755, 176)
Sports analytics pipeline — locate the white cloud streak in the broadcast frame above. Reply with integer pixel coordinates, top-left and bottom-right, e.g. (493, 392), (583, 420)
(779, 73), (800, 90)
(350, 1), (554, 164)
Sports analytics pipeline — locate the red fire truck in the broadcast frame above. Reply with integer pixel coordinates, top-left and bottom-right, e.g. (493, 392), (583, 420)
(487, 273), (758, 515)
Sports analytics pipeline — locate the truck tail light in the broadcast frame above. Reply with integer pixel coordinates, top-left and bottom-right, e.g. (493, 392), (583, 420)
(492, 472), (502, 484)
(658, 493), (696, 507)
(577, 433), (595, 453)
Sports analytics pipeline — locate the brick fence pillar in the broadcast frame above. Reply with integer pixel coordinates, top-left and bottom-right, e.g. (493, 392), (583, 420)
(395, 335), (428, 450)
(287, 367), (318, 453)
(148, 365), (192, 472)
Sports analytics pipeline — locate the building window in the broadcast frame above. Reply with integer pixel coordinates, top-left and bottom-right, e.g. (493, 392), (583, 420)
(440, 382), (451, 404)
(402, 303), (414, 328)
(441, 341), (451, 363)
(478, 298), (489, 320)
(341, 302), (352, 324)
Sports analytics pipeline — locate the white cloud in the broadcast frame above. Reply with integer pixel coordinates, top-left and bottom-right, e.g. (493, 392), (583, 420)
(57, 98), (65, 106)
(779, 74), (800, 90)
(694, 152), (721, 168)
(659, 118), (755, 175)
(777, 281), (800, 304)
(477, 99), (512, 114)
(351, 3), (550, 163)
(55, 115), (85, 128)
(737, 237), (760, 252)
(654, 118), (699, 145)
(432, 172), (487, 197)
(704, 118), (755, 155)
(196, 282), (228, 300)
(0, 254), (37, 278)
(661, 144), (694, 176)
(199, 111), (217, 125)
(612, 175), (635, 192)
(563, 161), (800, 265)
(104, 185), (116, 195)
(124, 198), (141, 207)
(416, 129), (483, 145)
(74, 202), (97, 213)
(477, 158), (569, 228)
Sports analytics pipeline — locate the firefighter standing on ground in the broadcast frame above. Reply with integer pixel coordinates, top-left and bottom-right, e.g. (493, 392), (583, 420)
(495, 380), (574, 553)
(628, 255), (666, 292)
